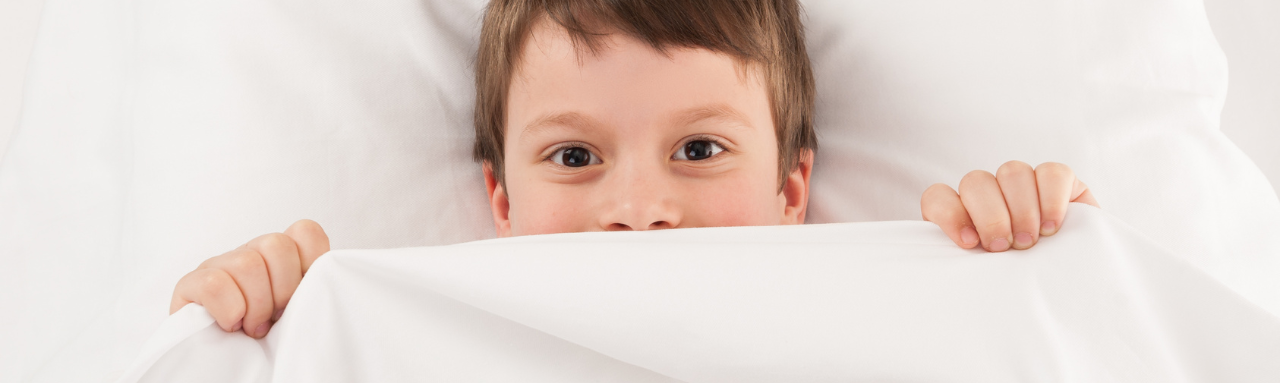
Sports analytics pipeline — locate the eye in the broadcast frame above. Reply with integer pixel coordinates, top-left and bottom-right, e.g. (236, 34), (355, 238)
(551, 146), (601, 167)
(673, 140), (725, 161)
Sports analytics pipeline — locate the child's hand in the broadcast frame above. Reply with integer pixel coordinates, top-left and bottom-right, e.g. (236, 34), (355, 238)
(921, 161), (1099, 252)
(169, 220), (329, 338)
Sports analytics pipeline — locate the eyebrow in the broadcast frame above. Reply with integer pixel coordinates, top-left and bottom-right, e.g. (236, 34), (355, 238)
(671, 104), (755, 132)
(520, 112), (600, 143)
(518, 104), (755, 142)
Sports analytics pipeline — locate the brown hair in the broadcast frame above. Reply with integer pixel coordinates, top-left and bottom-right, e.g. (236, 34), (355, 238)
(473, 0), (815, 188)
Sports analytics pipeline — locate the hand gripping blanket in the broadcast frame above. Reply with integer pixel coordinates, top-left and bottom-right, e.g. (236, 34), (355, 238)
(118, 205), (1280, 382)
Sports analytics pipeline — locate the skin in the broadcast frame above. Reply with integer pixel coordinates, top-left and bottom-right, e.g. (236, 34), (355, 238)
(488, 20), (809, 235)
(170, 219), (328, 338)
(922, 161), (1099, 252)
(170, 21), (1098, 339)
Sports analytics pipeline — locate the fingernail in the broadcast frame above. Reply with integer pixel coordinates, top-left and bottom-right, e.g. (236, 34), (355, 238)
(254, 322), (272, 338)
(231, 319), (243, 332)
(1041, 221), (1057, 236)
(990, 237), (1010, 252)
(960, 226), (979, 246)
(1014, 232), (1034, 249)
(272, 309), (284, 322)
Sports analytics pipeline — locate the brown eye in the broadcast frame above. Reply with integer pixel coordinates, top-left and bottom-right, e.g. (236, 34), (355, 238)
(674, 140), (724, 161)
(552, 147), (600, 167)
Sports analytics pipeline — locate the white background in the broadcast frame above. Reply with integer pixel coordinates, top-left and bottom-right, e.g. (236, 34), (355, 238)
(1, 0), (1276, 190)
(0, 0), (43, 162)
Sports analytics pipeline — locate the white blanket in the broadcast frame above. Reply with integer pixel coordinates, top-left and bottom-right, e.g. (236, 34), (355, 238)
(119, 205), (1280, 382)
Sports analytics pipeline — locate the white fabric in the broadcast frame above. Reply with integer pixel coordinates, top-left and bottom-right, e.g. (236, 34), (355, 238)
(801, 0), (1280, 314)
(118, 206), (1280, 383)
(3, 0), (1279, 381)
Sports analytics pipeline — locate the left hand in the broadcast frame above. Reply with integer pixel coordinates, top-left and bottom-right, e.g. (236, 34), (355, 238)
(921, 161), (1100, 252)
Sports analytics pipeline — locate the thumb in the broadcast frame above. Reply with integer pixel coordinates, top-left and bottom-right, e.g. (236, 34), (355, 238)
(284, 219), (330, 274)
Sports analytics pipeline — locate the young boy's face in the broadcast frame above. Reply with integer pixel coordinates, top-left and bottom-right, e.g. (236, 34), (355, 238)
(484, 20), (812, 236)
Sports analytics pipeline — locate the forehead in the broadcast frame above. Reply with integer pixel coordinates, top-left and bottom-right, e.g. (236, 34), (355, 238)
(506, 19), (769, 137)
(512, 17), (758, 84)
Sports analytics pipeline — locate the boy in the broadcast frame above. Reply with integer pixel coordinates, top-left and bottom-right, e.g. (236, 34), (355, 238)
(170, 0), (1098, 339)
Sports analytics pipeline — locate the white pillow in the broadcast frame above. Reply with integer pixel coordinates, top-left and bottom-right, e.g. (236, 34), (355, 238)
(812, 0), (1280, 321)
(801, 0), (1280, 306)
(2, 0), (1277, 381)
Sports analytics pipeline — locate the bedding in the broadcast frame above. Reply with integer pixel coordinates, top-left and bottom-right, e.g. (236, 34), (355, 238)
(3, 0), (1280, 381)
(118, 206), (1280, 382)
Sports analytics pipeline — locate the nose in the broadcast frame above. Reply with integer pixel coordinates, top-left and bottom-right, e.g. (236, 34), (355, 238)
(598, 164), (682, 231)
(603, 204), (678, 231)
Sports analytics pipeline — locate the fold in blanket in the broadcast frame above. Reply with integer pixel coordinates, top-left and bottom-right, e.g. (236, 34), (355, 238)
(119, 205), (1280, 383)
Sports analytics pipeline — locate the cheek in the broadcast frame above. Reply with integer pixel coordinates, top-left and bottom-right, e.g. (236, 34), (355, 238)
(505, 181), (592, 236)
(684, 172), (781, 227)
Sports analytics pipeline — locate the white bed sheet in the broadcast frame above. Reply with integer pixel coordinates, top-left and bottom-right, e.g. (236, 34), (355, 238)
(119, 205), (1280, 383)
(5, 0), (1280, 381)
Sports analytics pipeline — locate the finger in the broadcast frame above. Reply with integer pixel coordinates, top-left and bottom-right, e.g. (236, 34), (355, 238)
(246, 233), (302, 322)
(1035, 162), (1079, 236)
(171, 268), (246, 333)
(204, 248), (275, 338)
(1071, 179), (1100, 208)
(284, 219), (330, 274)
(995, 161), (1040, 250)
(921, 183), (981, 249)
(959, 170), (1013, 252)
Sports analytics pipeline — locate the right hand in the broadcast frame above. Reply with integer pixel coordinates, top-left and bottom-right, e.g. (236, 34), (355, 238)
(170, 219), (330, 338)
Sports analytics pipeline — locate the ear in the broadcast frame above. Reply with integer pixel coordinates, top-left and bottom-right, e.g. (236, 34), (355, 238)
(779, 150), (814, 225)
(483, 163), (513, 237)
